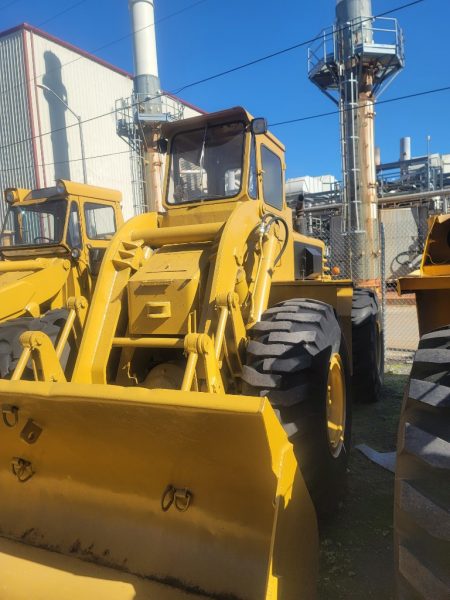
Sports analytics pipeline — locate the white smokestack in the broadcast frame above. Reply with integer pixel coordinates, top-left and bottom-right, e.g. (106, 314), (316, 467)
(400, 137), (411, 161)
(129, 0), (160, 97)
(375, 146), (381, 166)
(336, 0), (373, 23)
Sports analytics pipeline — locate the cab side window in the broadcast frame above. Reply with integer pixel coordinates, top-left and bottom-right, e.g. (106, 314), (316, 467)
(84, 203), (116, 240)
(67, 202), (82, 249)
(261, 145), (283, 210)
(248, 136), (258, 199)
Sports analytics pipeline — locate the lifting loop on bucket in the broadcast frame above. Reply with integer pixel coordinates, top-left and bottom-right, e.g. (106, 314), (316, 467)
(161, 485), (193, 513)
(2, 405), (19, 428)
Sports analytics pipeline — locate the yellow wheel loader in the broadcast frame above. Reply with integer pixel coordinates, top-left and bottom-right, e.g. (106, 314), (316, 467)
(0, 108), (364, 598)
(0, 180), (123, 377)
(395, 214), (450, 599)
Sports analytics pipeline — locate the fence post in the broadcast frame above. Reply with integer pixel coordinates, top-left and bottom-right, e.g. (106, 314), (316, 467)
(380, 222), (387, 366)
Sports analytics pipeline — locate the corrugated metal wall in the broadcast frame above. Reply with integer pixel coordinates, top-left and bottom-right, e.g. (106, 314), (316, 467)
(0, 30), (36, 223)
(0, 26), (203, 224)
(24, 29), (137, 219)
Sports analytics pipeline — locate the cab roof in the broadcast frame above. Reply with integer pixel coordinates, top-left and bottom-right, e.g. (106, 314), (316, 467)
(162, 106), (285, 152)
(14, 181), (122, 204)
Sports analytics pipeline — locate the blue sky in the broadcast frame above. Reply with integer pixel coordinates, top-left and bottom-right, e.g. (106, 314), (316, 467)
(1, 0), (448, 178)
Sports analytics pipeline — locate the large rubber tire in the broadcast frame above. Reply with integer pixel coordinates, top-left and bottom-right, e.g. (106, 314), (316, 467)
(242, 298), (352, 516)
(395, 326), (450, 599)
(0, 309), (70, 378)
(352, 287), (384, 404)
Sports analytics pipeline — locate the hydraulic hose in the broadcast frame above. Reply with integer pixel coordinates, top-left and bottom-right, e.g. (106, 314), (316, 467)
(260, 213), (290, 267)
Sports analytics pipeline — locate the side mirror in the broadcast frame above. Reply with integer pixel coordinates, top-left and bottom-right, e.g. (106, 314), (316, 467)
(156, 138), (168, 154)
(71, 248), (81, 260)
(250, 118), (268, 135)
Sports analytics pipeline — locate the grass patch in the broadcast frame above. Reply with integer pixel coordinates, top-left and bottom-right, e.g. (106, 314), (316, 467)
(318, 367), (409, 599)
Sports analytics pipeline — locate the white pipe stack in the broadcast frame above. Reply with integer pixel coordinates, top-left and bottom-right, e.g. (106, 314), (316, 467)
(129, 0), (160, 97)
(336, 0), (373, 23)
(400, 137), (412, 162)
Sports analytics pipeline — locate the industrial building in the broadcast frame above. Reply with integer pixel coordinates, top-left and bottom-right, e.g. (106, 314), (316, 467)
(288, 140), (450, 281)
(0, 22), (202, 221)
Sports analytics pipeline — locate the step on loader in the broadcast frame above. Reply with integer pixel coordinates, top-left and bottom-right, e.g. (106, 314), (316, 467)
(0, 108), (377, 598)
(395, 214), (450, 599)
(0, 180), (123, 377)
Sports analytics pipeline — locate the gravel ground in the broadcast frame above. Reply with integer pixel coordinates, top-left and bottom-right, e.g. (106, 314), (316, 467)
(318, 362), (411, 600)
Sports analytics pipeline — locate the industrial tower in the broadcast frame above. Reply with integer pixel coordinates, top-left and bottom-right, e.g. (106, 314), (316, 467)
(117, 0), (183, 213)
(308, 0), (404, 282)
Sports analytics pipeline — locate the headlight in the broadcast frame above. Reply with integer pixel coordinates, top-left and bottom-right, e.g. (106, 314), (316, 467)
(5, 190), (16, 204)
(56, 180), (66, 195)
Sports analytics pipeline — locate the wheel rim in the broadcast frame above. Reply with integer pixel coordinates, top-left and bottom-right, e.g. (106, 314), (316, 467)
(326, 353), (346, 458)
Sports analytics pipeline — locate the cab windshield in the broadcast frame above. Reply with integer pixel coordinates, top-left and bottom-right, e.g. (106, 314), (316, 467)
(167, 121), (245, 204)
(0, 198), (67, 247)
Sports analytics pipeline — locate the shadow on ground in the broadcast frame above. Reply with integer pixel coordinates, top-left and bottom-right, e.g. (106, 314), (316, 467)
(318, 364), (410, 600)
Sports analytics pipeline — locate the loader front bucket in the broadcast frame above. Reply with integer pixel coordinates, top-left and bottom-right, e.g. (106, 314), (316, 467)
(0, 382), (318, 600)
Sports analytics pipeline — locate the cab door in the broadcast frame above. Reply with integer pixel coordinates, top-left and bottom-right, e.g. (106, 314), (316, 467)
(81, 201), (119, 276)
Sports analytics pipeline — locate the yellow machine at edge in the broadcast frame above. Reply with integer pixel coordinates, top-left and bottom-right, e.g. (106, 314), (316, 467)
(0, 108), (381, 599)
(395, 215), (450, 599)
(0, 180), (123, 378)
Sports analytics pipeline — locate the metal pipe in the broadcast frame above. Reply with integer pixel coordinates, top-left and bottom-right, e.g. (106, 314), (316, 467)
(300, 187), (450, 213)
(11, 348), (31, 381)
(55, 308), (76, 359)
(214, 306), (229, 360)
(375, 146), (381, 166)
(378, 188), (450, 206)
(181, 352), (198, 392)
(400, 137), (411, 161)
(248, 231), (278, 327)
(128, 1), (164, 213)
(380, 222), (387, 364)
(112, 337), (184, 348)
(131, 222), (223, 246)
(129, 0), (159, 95)
(336, 0), (373, 23)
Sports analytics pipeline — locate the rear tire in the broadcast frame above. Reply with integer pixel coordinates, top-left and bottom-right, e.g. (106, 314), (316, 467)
(242, 298), (352, 516)
(0, 309), (70, 378)
(352, 287), (384, 404)
(395, 326), (450, 599)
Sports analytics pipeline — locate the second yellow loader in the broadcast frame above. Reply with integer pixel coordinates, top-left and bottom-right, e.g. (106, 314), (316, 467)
(0, 180), (123, 378)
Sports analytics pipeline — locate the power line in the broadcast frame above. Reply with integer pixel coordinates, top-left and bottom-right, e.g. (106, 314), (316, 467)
(0, 0), (23, 10)
(0, 0), (425, 154)
(0, 0), (211, 98)
(38, 0), (89, 27)
(0, 149), (129, 174)
(0, 0), (423, 100)
(92, 0), (209, 55)
(0, 94), (152, 153)
(1, 82), (449, 175)
(270, 84), (450, 127)
(172, 0), (425, 94)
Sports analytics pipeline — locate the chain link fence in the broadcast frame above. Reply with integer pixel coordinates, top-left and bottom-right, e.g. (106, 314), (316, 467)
(297, 203), (442, 361)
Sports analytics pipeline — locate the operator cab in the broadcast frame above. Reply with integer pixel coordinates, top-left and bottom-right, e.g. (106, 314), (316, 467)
(0, 180), (123, 272)
(162, 107), (287, 217)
